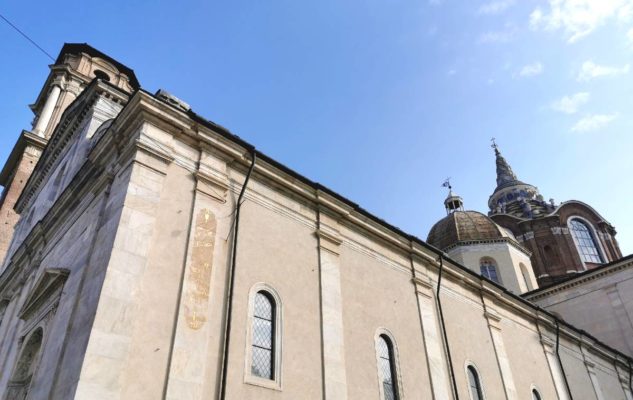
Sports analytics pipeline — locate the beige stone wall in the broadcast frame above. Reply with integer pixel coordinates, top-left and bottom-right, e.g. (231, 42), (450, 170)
(339, 239), (433, 399)
(528, 260), (633, 357)
(1, 88), (631, 400)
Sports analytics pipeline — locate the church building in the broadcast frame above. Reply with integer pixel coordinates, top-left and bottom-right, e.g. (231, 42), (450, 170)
(428, 145), (622, 290)
(0, 43), (632, 400)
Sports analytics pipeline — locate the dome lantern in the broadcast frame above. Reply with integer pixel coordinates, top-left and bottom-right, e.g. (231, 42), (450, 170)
(442, 178), (464, 215)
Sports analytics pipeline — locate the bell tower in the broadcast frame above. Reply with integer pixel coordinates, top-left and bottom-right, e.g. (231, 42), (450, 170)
(0, 43), (139, 263)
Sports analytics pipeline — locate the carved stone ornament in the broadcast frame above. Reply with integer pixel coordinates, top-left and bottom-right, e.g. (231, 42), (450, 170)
(18, 268), (69, 322)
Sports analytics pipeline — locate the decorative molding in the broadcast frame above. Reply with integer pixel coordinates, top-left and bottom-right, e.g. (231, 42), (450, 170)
(195, 169), (229, 202)
(524, 259), (633, 301)
(18, 268), (69, 321)
(442, 237), (532, 257)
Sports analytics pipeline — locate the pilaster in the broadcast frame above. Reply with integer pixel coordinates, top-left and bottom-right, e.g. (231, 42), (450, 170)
(165, 147), (230, 400)
(316, 200), (348, 400)
(481, 292), (517, 400)
(74, 135), (173, 400)
(580, 343), (606, 400)
(539, 330), (571, 400)
(411, 261), (453, 400)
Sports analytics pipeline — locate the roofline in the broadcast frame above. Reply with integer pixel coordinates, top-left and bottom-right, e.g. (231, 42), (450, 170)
(0, 131), (47, 185)
(136, 90), (632, 362)
(523, 253), (633, 297)
(182, 98), (633, 363)
(56, 43), (140, 90)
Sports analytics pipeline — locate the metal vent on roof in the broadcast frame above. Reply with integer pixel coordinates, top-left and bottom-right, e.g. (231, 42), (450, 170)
(155, 89), (191, 112)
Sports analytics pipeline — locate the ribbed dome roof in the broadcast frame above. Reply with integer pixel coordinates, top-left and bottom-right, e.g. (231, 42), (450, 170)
(427, 210), (506, 250)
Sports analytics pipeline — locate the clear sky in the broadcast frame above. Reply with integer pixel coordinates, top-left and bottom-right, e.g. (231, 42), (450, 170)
(1, 0), (632, 254)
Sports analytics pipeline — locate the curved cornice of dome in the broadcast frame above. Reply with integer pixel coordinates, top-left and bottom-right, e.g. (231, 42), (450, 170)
(490, 211), (528, 222)
(549, 200), (609, 224)
(443, 237), (532, 257)
(487, 182), (540, 207)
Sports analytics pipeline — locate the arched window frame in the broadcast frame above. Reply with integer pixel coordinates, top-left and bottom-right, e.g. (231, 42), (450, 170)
(567, 216), (606, 268)
(479, 257), (501, 285)
(244, 283), (283, 390)
(465, 362), (486, 400)
(374, 328), (404, 400)
(6, 325), (47, 399)
(530, 384), (543, 400)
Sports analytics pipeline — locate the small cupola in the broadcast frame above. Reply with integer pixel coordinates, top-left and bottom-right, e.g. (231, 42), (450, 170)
(442, 179), (464, 214)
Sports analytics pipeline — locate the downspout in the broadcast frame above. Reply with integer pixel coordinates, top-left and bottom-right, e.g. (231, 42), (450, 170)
(436, 255), (460, 400)
(555, 320), (574, 400)
(219, 149), (257, 400)
(629, 359), (632, 398)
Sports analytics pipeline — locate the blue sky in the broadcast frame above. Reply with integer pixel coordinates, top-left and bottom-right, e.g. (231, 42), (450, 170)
(1, 0), (632, 254)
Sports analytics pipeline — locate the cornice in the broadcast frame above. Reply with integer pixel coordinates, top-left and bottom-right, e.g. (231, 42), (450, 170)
(0, 130), (48, 185)
(443, 237), (532, 257)
(16, 80), (129, 213)
(524, 258), (633, 301)
(10, 84), (631, 369)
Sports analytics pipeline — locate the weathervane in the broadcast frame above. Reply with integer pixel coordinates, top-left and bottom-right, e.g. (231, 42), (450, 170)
(442, 177), (452, 191)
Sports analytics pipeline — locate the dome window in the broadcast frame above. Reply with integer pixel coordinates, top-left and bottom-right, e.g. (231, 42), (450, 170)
(480, 257), (500, 284)
(569, 218), (604, 265)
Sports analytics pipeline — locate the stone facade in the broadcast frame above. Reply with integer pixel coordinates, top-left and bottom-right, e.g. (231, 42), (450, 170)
(526, 255), (633, 357)
(0, 44), (631, 400)
(0, 43), (139, 266)
(492, 201), (622, 285)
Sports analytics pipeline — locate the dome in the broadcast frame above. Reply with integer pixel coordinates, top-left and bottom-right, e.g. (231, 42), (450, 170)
(427, 210), (506, 251)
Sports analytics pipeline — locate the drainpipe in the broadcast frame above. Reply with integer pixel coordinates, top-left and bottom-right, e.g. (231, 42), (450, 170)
(629, 359), (632, 398)
(219, 149), (257, 400)
(436, 255), (460, 400)
(555, 320), (574, 400)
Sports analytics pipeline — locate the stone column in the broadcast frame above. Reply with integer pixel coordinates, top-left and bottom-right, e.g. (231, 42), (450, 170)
(33, 85), (61, 138)
(539, 335), (570, 400)
(316, 206), (348, 400)
(411, 267), (453, 400)
(481, 294), (517, 400)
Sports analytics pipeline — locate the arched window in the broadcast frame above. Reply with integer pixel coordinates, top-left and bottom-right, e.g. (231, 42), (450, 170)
(532, 388), (542, 400)
(467, 365), (484, 400)
(376, 334), (400, 400)
(569, 218), (604, 264)
(480, 258), (500, 284)
(6, 328), (44, 399)
(93, 69), (110, 81)
(251, 291), (275, 379)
